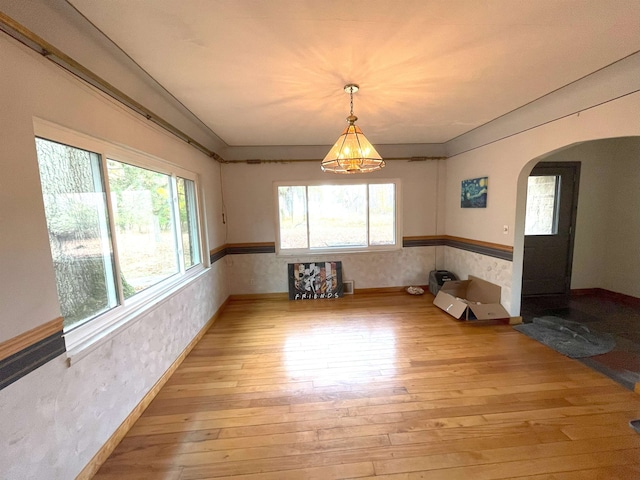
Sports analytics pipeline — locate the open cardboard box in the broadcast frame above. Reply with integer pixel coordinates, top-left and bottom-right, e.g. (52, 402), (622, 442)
(433, 275), (521, 324)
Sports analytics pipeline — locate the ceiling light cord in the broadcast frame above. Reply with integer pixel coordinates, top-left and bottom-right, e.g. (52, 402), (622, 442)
(349, 86), (354, 117)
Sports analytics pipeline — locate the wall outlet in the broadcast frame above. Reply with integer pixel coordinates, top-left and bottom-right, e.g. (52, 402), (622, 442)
(503, 225), (509, 234)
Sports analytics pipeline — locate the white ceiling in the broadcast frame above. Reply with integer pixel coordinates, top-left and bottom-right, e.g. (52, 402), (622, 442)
(68, 0), (640, 149)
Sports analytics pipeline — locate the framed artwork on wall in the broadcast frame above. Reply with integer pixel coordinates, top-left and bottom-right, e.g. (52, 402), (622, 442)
(461, 177), (488, 208)
(288, 261), (343, 300)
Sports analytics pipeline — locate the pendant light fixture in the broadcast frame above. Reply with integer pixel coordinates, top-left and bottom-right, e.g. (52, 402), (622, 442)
(321, 84), (385, 174)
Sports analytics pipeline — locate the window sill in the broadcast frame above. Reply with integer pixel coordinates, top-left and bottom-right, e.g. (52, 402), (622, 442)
(275, 245), (402, 257)
(65, 266), (209, 365)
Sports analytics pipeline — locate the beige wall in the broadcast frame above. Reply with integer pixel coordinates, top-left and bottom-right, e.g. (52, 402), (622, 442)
(0, 35), (227, 479)
(0, 0), (225, 154)
(566, 141), (614, 290)
(2, 8), (640, 477)
(0, 36), (226, 341)
(605, 137), (640, 297)
(227, 247), (437, 295)
(221, 159), (444, 294)
(443, 92), (640, 314)
(222, 159), (443, 243)
(537, 137), (640, 297)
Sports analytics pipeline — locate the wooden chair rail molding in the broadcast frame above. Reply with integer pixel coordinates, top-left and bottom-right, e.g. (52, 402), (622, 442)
(209, 235), (513, 260)
(1, 236), (511, 358)
(0, 317), (63, 362)
(441, 235), (514, 252)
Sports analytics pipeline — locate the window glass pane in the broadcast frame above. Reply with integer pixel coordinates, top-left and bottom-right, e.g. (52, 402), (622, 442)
(107, 160), (179, 296)
(278, 186), (308, 249)
(35, 138), (118, 330)
(308, 185), (367, 248)
(369, 184), (396, 245)
(177, 177), (200, 269)
(525, 175), (559, 235)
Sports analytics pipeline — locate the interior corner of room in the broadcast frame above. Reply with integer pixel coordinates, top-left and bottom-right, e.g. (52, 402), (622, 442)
(1, 1), (639, 478)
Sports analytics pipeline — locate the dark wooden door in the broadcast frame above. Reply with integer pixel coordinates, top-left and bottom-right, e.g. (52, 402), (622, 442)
(522, 162), (580, 297)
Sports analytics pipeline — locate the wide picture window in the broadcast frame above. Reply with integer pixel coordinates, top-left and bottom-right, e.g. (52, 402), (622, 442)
(276, 181), (399, 254)
(35, 133), (203, 343)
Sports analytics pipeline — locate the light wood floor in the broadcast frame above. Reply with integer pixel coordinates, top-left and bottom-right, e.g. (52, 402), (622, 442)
(94, 293), (640, 479)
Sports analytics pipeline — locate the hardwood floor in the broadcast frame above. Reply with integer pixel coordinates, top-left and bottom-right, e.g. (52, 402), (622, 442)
(94, 293), (640, 479)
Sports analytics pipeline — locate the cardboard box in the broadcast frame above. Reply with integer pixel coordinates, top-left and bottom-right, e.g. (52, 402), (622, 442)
(433, 275), (511, 321)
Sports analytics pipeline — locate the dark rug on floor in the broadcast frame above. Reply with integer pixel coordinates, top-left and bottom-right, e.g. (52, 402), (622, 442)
(514, 316), (616, 358)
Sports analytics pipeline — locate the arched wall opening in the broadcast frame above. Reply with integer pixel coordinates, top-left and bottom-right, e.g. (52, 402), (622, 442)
(513, 136), (640, 314)
(444, 91), (640, 317)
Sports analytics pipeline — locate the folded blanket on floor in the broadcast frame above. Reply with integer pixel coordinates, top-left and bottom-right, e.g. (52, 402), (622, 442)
(514, 316), (615, 358)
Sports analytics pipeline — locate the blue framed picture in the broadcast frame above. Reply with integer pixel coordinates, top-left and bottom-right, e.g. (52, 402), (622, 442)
(461, 177), (488, 208)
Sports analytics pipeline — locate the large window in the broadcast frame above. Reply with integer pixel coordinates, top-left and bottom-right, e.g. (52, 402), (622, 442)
(276, 181), (399, 254)
(34, 126), (203, 342)
(35, 138), (118, 327)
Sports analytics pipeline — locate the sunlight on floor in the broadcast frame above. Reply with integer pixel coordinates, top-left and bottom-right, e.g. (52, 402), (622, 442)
(283, 323), (397, 385)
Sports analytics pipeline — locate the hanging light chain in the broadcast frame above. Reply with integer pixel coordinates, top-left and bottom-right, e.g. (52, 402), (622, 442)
(349, 87), (354, 116)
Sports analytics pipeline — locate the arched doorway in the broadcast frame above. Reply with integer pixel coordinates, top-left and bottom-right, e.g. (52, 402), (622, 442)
(516, 136), (640, 311)
(514, 136), (640, 389)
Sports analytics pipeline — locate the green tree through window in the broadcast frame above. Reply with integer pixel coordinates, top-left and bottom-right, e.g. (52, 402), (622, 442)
(35, 136), (203, 331)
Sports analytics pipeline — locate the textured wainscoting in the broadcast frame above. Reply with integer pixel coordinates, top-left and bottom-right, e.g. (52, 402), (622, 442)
(0, 262), (228, 480)
(221, 237), (516, 298)
(226, 247), (437, 295)
(443, 246), (514, 313)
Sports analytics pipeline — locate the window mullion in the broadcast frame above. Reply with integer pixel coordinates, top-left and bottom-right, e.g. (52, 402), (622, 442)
(366, 184), (370, 247)
(91, 154), (118, 308)
(171, 175), (185, 274)
(185, 178), (202, 266)
(305, 185), (311, 249)
(102, 154), (126, 306)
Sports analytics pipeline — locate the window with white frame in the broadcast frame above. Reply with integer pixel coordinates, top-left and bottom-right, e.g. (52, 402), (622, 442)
(34, 125), (204, 340)
(275, 181), (400, 254)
